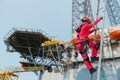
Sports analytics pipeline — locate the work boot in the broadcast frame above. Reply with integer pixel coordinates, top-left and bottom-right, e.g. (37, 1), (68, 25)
(91, 56), (99, 62)
(89, 67), (97, 74)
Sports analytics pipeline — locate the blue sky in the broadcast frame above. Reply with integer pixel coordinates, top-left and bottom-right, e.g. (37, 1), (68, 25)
(0, 0), (119, 80)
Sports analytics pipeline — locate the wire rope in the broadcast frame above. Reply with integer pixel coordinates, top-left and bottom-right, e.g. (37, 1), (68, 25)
(94, 0), (101, 41)
(97, 0), (106, 80)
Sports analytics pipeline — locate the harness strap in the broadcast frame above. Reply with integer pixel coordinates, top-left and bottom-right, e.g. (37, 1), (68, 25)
(75, 39), (89, 55)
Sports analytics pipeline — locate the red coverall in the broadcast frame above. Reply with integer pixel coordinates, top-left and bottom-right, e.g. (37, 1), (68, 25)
(75, 18), (101, 70)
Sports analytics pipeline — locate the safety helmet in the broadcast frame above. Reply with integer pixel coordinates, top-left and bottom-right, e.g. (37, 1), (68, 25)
(81, 17), (91, 23)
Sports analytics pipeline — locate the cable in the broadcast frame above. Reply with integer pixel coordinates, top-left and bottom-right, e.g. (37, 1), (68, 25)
(97, 0), (106, 80)
(94, 0), (101, 41)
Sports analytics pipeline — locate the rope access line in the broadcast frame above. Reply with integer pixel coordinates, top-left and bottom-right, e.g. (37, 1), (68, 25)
(94, 0), (101, 41)
(97, 0), (106, 80)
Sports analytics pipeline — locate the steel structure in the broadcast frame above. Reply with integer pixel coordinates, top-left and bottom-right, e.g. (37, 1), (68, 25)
(72, 0), (93, 37)
(0, 71), (18, 80)
(0, 66), (44, 80)
(4, 28), (73, 80)
(106, 0), (120, 26)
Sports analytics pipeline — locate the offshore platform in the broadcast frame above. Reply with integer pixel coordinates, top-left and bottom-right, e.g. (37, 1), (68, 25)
(1, 0), (120, 80)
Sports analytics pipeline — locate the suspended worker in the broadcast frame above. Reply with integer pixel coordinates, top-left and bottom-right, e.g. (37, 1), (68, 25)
(74, 16), (103, 74)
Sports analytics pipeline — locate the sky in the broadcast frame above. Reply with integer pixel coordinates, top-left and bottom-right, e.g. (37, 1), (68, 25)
(0, 0), (120, 80)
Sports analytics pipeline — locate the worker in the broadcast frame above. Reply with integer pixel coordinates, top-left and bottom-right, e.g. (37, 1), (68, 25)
(74, 16), (103, 74)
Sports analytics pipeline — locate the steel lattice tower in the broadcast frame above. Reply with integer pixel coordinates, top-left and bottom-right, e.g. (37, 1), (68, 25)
(106, 0), (120, 26)
(72, 0), (93, 38)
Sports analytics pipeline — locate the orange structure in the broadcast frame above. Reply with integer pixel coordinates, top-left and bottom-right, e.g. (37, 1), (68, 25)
(109, 30), (120, 39)
(88, 34), (101, 41)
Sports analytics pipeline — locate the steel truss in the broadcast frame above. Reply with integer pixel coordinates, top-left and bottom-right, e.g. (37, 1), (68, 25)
(106, 0), (120, 26)
(72, 0), (93, 37)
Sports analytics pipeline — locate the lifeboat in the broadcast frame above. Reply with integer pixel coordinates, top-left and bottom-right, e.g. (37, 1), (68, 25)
(109, 30), (120, 39)
(88, 34), (101, 41)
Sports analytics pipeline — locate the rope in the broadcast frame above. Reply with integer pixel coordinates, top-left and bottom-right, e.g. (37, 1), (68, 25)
(96, 0), (100, 19)
(90, 0), (94, 21)
(97, 0), (107, 80)
(94, 0), (101, 41)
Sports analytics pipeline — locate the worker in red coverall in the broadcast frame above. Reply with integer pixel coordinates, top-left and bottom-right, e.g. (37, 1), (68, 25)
(74, 16), (103, 74)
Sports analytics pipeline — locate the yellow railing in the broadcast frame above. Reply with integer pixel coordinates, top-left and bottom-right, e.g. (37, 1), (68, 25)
(41, 40), (60, 46)
(12, 66), (44, 72)
(0, 66), (44, 80)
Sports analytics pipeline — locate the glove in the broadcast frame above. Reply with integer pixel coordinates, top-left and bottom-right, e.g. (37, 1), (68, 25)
(73, 51), (78, 59)
(99, 16), (103, 20)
